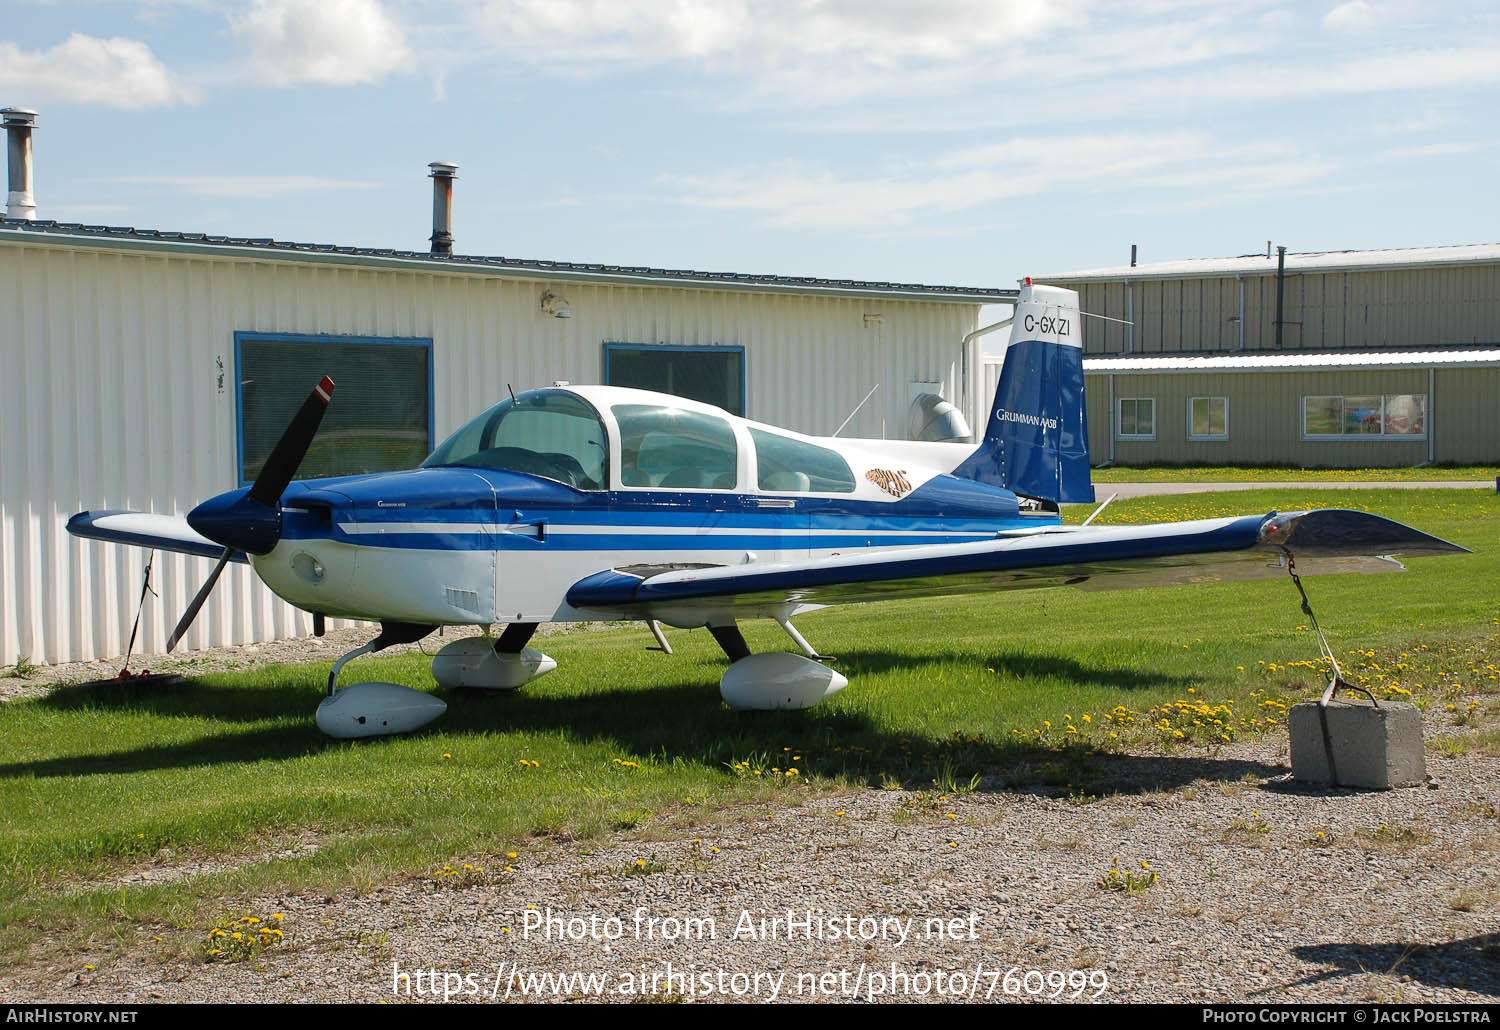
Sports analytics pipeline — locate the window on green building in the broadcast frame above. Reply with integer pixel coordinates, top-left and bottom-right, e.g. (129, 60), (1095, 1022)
(1116, 397), (1155, 440)
(1302, 395), (1426, 439)
(1188, 397), (1228, 440)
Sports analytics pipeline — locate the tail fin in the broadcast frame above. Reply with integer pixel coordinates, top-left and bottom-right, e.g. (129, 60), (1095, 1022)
(953, 282), (1094, 504)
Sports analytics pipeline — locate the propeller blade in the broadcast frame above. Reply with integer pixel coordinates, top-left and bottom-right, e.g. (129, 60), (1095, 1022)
(248, 375), (335, 507)
(165, 547), (233, 653)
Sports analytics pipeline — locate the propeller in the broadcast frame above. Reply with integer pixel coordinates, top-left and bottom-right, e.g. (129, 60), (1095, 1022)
(166, 376), (335, 653)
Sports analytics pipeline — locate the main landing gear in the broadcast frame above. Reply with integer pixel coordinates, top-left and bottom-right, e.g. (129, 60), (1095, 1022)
(313, 621), (561, 738)
(430, 623), (558, 691)
(315, 621), (446, 739)
(708, 619), (847, 711)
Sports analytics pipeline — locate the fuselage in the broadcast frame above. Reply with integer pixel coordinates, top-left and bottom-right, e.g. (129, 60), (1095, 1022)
(241, 385), (1055, 627)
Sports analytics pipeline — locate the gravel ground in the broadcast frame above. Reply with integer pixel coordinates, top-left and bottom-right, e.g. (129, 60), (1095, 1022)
(3, 634), (1499, 1005)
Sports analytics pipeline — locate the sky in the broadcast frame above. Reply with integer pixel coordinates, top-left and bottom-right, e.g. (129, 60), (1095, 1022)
(4, 0), (1500, 296)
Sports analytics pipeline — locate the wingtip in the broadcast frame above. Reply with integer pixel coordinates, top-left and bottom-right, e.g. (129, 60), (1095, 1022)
(1259, 509), (1468, 558)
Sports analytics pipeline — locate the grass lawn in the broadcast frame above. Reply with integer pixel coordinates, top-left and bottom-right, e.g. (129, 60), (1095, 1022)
(1, 487), (1496, 964)
(1091, 465), (1496, 483)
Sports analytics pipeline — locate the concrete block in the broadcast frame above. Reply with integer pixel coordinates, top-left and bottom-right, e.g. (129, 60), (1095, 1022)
(1289, 699), (1426, 789)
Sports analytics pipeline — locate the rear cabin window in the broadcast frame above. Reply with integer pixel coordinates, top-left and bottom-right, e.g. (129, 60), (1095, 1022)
(423, 390), (608, 490)
(750, 428), (856, 493)
(612, 405), (739, 490)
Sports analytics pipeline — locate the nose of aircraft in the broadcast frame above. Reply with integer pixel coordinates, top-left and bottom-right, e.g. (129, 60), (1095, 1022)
(188, 487), (285, 555)
(186, 375), (337, 557)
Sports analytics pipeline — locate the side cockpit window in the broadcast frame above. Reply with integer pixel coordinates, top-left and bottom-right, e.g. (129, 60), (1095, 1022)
(750, 428), (856, 493)
(423, 390), (608, 490)
(612, 405), (739, 490)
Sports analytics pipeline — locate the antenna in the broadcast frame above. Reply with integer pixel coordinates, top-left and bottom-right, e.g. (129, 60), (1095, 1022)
(833, 384), (880, 437)
(507, 383), (517, 403)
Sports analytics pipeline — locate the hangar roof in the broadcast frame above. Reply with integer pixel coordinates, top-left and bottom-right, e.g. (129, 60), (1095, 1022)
(0, 218), (1017, 304)
(1083, 348), (1500, 374)
(1042, 244), (1500, 283)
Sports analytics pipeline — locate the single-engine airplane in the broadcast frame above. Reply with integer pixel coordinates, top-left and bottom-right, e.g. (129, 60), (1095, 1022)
(68, 283), (1468, 737)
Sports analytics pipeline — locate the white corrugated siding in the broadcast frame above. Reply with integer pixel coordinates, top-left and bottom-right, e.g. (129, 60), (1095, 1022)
(1, 240), (981, 665)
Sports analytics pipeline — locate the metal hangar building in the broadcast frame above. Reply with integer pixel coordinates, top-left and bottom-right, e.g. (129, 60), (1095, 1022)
(1036, 245), (1500, 469)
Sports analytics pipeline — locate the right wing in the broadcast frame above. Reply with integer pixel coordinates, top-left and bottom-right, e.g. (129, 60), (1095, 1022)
(566, 509), (1467, 620)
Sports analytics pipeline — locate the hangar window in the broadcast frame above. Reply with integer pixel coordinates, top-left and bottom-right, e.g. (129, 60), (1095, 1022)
(1301, 394), (1426, 439)
(604, 344), (746, 416)
(750, 428), (856, 493)
(236, 333), (432, 484)
(1116, 397), (1156, 441)
(1188, 397), (1228, 441)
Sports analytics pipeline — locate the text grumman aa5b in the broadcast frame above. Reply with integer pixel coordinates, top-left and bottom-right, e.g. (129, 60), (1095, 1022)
(68, 284), (1468, 737)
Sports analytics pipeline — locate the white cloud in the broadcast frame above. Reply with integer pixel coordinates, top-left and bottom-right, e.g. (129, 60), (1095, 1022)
(232, 0), (410, 85)
(0, 33), (197, 109)
(1384, 141), (1492, 159)
(95, 175), (381, 198)
(466, 0), (1080, 71)
(659, 131), (1341, 230)
(1323, 1), (1379, 31)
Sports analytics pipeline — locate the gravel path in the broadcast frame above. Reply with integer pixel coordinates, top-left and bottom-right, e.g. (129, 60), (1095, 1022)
(3, 635), (1497, 1006)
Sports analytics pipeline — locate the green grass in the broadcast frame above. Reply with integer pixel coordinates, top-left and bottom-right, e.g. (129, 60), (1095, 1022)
(0, 487), (1496, 963)
(1091, 465), (1497, 483)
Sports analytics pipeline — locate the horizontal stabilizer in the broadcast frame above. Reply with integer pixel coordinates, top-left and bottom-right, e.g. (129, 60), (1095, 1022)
(67, 510), (249, 563)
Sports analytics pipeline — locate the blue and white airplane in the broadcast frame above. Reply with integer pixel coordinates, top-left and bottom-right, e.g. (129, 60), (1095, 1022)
(68, 283), (1467, 737)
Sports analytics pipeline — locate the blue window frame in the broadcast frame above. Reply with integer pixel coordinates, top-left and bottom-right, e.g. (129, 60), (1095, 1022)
(234, 332), (434, 485)
(604, 343), (746, 416)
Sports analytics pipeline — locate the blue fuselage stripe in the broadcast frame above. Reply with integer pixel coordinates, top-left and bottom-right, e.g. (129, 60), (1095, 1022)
(279, 527), (1016, 551)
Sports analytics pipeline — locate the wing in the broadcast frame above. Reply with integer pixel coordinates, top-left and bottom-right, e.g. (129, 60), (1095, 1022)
(566, 509), (1467, 621)
(67, 510), (249, 563)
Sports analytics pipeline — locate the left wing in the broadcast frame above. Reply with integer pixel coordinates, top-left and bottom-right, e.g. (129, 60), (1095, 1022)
(567, 509), (1466, 619)
(67, 510), (248, 563)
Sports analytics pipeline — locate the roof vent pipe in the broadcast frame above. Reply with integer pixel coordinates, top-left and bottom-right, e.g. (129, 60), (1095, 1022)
(3, 107), (38, 221)
(428, 161), (457, 256)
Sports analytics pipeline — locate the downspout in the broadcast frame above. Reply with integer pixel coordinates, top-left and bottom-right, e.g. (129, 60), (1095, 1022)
(1236, 274), (1245, 351)
(960, 306), (1015, 428)
(1106, 373), (1116, 466)
(1274, 245), (1286, 350)
(1427, 366), (1435, 466)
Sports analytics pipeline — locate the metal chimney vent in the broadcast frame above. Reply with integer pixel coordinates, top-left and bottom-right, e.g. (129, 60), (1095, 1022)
(3, 107), (38, 221)
(428, 161), (457, 256)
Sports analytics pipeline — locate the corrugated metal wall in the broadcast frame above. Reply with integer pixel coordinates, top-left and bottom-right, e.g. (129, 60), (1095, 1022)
(1079, 369), (1500, 466)
(1066, 263), (1500, 354)
(2, 239), (980, 665)
(1434, 368), (1500, 463)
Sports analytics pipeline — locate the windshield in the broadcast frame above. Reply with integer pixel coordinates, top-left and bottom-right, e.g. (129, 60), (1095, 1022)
(422, 389), (608, 490)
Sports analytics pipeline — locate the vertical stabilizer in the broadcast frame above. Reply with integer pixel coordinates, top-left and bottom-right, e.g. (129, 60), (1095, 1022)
(952, 282), (1093, 504)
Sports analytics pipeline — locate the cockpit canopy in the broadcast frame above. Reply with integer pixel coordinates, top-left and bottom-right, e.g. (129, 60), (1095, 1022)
(424, 386), (858, 495)
(422, 389), (608, 490)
